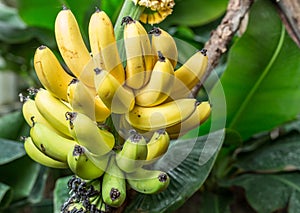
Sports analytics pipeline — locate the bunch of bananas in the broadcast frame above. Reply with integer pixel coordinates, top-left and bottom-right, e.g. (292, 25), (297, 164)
(20, 6), (211, 212)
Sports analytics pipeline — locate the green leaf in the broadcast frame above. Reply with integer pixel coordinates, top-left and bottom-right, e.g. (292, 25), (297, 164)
(208, 0), (300, 140)
(199, 192), (232, 213)
(0, 111), (27, 140)
(101, 0), (124, 24)
(0, 156), (41, 201)
(124, 129), (224, 212)
(236, 133), (300, 172)
(164, 0), (228, 27)
(0, 182), (12, 209)
(0, 138), (26, 165)
(53, 175), (71, 213)
(222, 173), (300, 213)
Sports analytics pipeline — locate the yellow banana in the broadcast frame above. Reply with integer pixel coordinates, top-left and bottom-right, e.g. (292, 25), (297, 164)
(33, 45), (73, 101)
(65, 112), (115, 156)
(88, 8), (125, 84)
(30, 121), (77, 162)
(126, 167), (170, 194)
(102, 156), (126, 208)
(22, 98), (69, 138)
(67, 144), (108, 180)
(34, 89), (73, 137)
(145, 129), (170, 165)
(170, 49), (208, 99)
(55, 6), (92, 86)
(166, 101), (211, 139)
(149, 27), (178, 68)
(135, 52), (175, 107)
(125, 98), (198, 131)
(67, 78), (110, 122)
(94, 68), (135, 114)
(116, 131), (148, 173)
(122, 16), (153, 89)
(24, 137), (68, 169)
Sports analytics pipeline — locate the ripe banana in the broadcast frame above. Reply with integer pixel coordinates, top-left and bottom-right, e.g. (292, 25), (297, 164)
(33, 45), (73, 101)
(149, 27), (178, 68)
(126, 167), (170, 194)
(116, 131), (147, 173)
(122, 16), (153, 89)
(102, 156), (126, 208)
(125, 98), (198, 131)
(55, 6), (92, 86)
(67, 144), (108, 180)
(135, 51), (175, 107)
(170, 49), (208, 99)
(65, 111), (115, 156)
(22, 98), (69, 137)
(67, 78), (110, 122)
(34, 89), (73, 138)
(144, 129), (170, 165)
(30, 121), (77, 162)
(94, 68), (135, 114)
(24, 137), (68, 169)
(166, 101), (211, 139)
(88, 8), (125, 84)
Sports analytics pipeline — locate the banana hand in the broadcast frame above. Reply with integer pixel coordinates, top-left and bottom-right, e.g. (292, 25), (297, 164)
(24, 137), (68, 169)
(126, 167), (170, 194)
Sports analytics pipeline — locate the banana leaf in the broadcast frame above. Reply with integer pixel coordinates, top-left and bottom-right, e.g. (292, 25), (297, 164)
(201, 0), (300, 140)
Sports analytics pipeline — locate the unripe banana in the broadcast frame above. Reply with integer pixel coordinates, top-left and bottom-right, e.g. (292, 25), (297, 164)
(126, 167), (170, 194)
(122, 16), (153, 89)
(102, 156), (126, 208)
(67, 144), (108, 180)
(94, 68), (135, 114)
(34, 89), (73, 137)
(166, 101), (211, 139)
(67, 78), (110, 122)
(116, 131), (147, 173)
(55, 6), (92, 87)
(89, 8), (125, 84)
(144, 129), (170, 165)
(24, 137), (68, 169)
(135, 51), (175, 107)
(65, 112), (115, 156)
(149, 27), (178, 68)
(125, 98), (198, 131)
(170, 49), (208, 99)
(33, 45), (73, 101)
(30, 121), (77, 162)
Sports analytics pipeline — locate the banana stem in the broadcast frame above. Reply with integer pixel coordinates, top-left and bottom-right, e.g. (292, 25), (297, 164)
(114, 0), (145, 41)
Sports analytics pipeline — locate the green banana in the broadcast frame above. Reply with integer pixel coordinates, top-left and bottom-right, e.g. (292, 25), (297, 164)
(102, 156), (126, 208)
(30, 121), (77, 162)
(67, 144), (108, 180)
(126, 167), (170, 194)
(23, 137), (68, 169)
(65, 111), (115, 156)
(116, 131), (148, 173)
